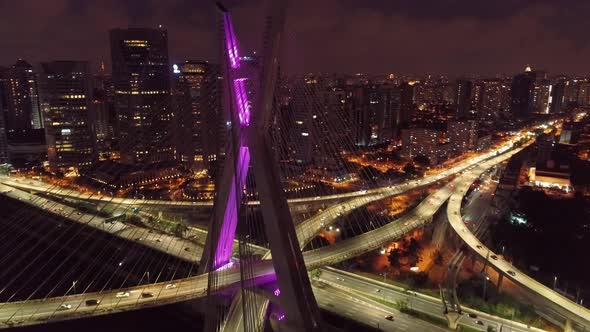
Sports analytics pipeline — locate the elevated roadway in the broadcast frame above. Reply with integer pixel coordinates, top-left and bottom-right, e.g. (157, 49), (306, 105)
(0, 136), (526, 329)
(447, 151), (590, 329)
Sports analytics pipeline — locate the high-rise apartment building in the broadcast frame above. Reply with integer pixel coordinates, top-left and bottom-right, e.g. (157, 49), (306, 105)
(401, 128), (441, 165)
(479, 79), (503, 119)
(39, 61), (96, 171)
(0, 80), (9, 164)
(110, 27), (173, 165)
(447, 119), (477, 155)
(455, 79), (472, 119)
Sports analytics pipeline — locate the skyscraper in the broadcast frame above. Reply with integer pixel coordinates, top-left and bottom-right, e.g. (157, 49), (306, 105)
(399, 82), (416, 126)
(0, 59), (43, 132)
(171, 61), (222, 171)
(0, 78), (10, 164)
(510, 66), (536, 118)
(38, 61), (96, 171)
(110, 27), (173, 165)
(455, 79), (472, 119)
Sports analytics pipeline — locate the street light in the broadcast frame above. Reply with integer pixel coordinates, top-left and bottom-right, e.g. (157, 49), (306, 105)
(553, 275), (558, 290)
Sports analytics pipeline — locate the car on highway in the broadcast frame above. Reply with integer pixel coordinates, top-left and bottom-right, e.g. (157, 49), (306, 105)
(57, 304), (72, 310)
(475, 320), (484, 326)
(384, 315), (394, 321)
(467, 313), (477, 318)
(476, 245), (482, 249)
(85, 299), (100, 306)
(507, 270), (516, 277)
(490, 255), (498, 260)
(141, 292), (154, 298)
(336, 277), (344, 281)
(116, 291), (130, 298)
(165, 283), (177, 289)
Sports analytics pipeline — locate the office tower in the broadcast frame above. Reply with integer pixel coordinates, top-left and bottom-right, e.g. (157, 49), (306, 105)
(510, 66), (536, 118)
(110, 27), (173, 165)
(289, 76), (318, 164)
(0, 59), (43, 132)
(171, 61), (222, 171)
(38, 61), (96, 171)
(378, 84), (401, 142)
(447, 119), (477, 155)
(91, 63), (113, 157)
(401, 128), (441, 165)
(399, 82), (416, 125)
(455, 79), (472, 119)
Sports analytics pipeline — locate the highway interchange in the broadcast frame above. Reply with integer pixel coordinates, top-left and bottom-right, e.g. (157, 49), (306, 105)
(1, 124), (587, 331)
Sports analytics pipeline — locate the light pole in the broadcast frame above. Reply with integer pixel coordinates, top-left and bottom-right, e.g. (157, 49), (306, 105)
(553, 275), (558, 290)
(483, 275), (489, 300)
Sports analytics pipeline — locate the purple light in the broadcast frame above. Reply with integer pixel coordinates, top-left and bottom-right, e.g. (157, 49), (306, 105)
(277, 314), (285, 321)
(223, 13), (240, 69)
(273, 288), (281, 297)
(214, 146), (250, 269)
(233, 78), (251, 126)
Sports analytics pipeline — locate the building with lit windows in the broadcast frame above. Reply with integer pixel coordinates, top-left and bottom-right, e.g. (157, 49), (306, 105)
(401, 128), (441, 165)
(479, 79), (503, 119)
(0, 81), (9, 164)
(447, 119), (477, 155)
(38, 61), (96, 172)
(510, 66), (537, 118)
(110, 27), (173, 165)
(171, 61), (222, 172)
(454, 79), (472, 119)
(0, 59), (43, 132)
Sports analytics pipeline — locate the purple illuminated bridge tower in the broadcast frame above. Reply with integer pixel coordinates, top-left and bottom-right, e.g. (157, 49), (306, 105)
(199, 1), (322, 331)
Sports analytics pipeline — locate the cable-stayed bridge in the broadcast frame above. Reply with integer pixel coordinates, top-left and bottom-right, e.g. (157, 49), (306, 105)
(0, 1), (587, 331)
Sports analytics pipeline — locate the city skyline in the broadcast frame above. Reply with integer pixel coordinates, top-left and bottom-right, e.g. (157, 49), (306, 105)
(2, 0), (590, 76)
(1, 2), (590, 332)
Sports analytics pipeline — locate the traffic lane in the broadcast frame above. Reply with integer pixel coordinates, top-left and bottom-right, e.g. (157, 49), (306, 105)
(314, 284), (449, 332)
(319, 269), (534, 332)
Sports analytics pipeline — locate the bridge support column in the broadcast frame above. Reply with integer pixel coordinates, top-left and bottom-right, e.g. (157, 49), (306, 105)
(444, 311), (462, 330)
(431, 216), (448, 250)
(563, 318), (573, 332)
(497, 273), (504, 293)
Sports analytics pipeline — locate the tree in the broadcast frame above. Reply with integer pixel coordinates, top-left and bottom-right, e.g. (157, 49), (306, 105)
(403, 163), (416, 176)
(395, 298), (409, 311)
(413, 154), (430, 167)
(407, 238), (421, 256)
(387, 248), (404, 268)
(309, 269), (322, 280)
(173, 223), (189, 238)
(431, 250), (444, 266)
(359, 165), (381, 184)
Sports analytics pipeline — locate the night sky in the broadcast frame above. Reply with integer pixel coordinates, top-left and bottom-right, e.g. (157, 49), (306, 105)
(1, 0), (590, 76)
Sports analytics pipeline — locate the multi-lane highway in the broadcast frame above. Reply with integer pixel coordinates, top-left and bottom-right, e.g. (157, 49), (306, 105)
(0, 134), (530, 329)
(446, 150), (590, 329)
(318, 267), (546, 332)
